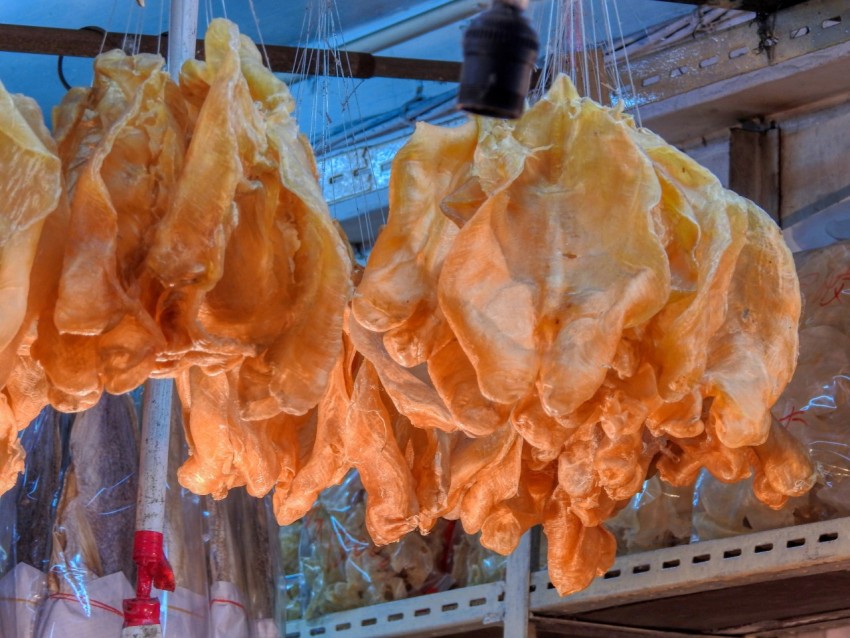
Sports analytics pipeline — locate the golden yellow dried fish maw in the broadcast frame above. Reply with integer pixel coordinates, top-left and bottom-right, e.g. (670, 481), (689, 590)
(439, 76), (670, 415)
(345, 361), (419, 545)
(274, 333), (358, 524)
(704, 198), (801, 449)
(56, 52), (174, 336)
(231, 25), (351, 417)
(148, 20), (261, 292)
(543, 487), (616, 596)
(428, 338), (510, 437)
(352, 120), (477, 354)
(632, 128), (749, 401)
(0, 85), (61, 355)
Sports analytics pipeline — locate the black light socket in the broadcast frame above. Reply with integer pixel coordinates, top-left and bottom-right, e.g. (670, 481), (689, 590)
(457, 2), (539, 119)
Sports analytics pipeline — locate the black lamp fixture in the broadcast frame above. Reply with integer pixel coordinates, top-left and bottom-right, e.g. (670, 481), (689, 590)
(457, 0), (540, 120)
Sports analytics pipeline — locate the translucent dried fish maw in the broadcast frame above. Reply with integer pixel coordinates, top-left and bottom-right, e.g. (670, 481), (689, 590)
(348, 315), (456, 433)
(0, 87), (61, 353)
(751, 421), (816, 509)
(479, 457), (556, 555)
(632, 127), (749, 402)
(147, 21), (259, 293)
(703, 199), (801, 449)
(273, 333), (358, 525)
(0, 87), (63, 494)
(428, 339), (510, 438)
(438, 76), (670, 415)
(55, 51), (176, 339)
(345, 361), (419, 545)
(543, 487), (616, 597)
(168, 21), (353, 416)
(352, 120), (477, 347)
(176, 367), (278, 499)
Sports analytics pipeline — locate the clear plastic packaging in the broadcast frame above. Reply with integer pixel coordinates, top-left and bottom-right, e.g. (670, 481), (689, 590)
(606, 476), (695, 554)
(0, 408), (69, 638)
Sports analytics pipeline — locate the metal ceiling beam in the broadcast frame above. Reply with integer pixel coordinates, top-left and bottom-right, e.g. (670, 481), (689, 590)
(0, 23), (462, 83)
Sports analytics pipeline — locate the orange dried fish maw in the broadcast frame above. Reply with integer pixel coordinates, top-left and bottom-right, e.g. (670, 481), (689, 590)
(345, 361), (419, 545)
(751, 421), (816, 509)
(439, 76), (670, 415)
(428, 339), (510, 437)
(348, 315), (455, 433)
(148, 20), (260, 291)
(233, 30), (351, 417)
(633, 127), (748, 401)
(704, 199), (801, 449)
(511, 393), (570, 463)
(480, 460), (556, 554)
(543, 487), (616, 596)
(274, 333), (358, 524)
(55, 52), (172, 337)
(441, 425), (517, 523)
(457, 430), (522, 534)
(176, 367), (278, 499)
(0, 86), (61, 355)
(353, 120), (477, 336)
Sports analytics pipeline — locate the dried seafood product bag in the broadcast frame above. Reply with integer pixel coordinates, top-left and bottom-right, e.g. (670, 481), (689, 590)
(350, 75), (813, 596)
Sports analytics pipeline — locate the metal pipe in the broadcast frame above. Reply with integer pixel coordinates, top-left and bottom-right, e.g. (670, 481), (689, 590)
(342, 0), (488, 53)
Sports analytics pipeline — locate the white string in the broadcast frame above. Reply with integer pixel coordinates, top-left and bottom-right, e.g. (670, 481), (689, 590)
(219, 0), (227, 20)
(99, 0), (119, 55)
(247, 0), (271, 69)
(601, 0), (624, 107)
(611, 0), (641, 125)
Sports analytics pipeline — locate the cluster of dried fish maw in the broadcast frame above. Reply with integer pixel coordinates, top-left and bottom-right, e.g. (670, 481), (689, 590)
(0, 19), (351, 501)
(350, 76), (814, 596)
(0, 81), (67, 493)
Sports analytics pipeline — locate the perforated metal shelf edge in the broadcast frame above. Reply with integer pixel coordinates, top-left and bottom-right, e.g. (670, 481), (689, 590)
(530, 517), (850, 617)
(284, 580), (506, 638)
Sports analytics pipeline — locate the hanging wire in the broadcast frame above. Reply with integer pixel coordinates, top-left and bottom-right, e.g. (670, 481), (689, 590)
(157, 0), (166, 55)
(610, 0), (641, 125)
(247, 0), (272, 70)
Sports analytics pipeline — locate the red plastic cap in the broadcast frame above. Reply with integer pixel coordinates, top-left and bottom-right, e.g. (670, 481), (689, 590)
(123, 597), (160, 627)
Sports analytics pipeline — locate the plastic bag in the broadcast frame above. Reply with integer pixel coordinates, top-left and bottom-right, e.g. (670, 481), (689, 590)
(449, 525), (506, 587)
(291, 471), (454, 620)
(606, 476), (694, 554)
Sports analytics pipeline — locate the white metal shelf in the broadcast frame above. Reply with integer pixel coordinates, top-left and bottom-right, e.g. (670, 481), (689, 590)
(283, 517), (850, 638)
(284, 581), (505, 638)
(531, 517), (850, 616)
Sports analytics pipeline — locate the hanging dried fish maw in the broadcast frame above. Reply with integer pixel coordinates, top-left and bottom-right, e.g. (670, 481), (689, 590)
(176, 367), (278, 499)
(438, 76), (670, 414)
(0, 84), (64, 494)
(353, 121), (477, 345)
(703, 199), (801, 449)
(349, 72), (807, 598)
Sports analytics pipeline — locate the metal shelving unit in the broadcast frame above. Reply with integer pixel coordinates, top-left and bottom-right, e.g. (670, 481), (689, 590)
(284, 517), (850, 638)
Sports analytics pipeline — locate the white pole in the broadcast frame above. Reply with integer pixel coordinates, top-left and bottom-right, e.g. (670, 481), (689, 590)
(503, 531), (533, 638)
(123, 1), (199, 635)
(136, 379), (174, 534)
(167, 0), (198, 82)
